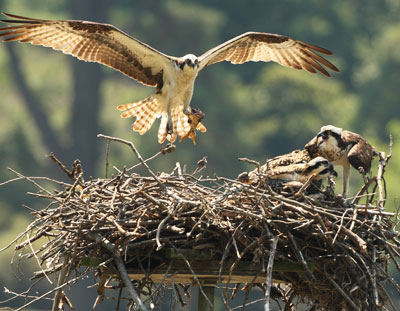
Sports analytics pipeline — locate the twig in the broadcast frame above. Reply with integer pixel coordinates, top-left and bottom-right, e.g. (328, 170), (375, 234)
(51, 255), (70, 311)
(97, 134), (164, 190)
(156, 215), (171, 251)
(126, 143), (175, 173)
(376, 152), (386, 210)
(286, 231), (316, 281)
(323, 271), (361, 311)
(87, 232), (148, 311)
(105, 139), (111, 178)
(26, 231), (53, 285)
(371, 246), (379, 306)
(47, 152), (74, 179)
(332, 208), (349, 245)
(238, 157), (260, 168)
(4, 270), (90, 311)
(264, 235), (278, 311)
(295, 173), (317, 197)
(169, 243), (214, 309)
(331, 221), (367, 252)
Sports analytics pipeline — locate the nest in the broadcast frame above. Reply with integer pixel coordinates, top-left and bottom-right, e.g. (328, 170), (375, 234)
(1, 134), (399, 311)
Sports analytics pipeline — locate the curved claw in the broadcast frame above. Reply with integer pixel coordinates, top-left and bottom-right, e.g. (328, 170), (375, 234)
(166, 109), (174, 134)
(183, 106), (191, 115)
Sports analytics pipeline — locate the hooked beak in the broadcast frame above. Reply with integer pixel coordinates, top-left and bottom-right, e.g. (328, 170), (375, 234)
(317, 132), (327, 145)
(189, 62), (199, 69)
(192, 59), (200, 69)
(327, 163), (338, 177)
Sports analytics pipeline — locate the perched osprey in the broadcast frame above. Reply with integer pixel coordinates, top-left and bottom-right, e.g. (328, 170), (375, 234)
(305, 125), (377, 197)
(0, 13), (339, 143)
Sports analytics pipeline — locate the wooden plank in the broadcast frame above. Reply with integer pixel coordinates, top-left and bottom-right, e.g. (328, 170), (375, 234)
(121, 258), (313, 284)
(126, 272), (279, 284)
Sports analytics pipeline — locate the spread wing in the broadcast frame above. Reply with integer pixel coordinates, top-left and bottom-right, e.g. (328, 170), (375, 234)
(0, 13), (175, 87)
(343, 131), (376, 173)
(198, 32), (339, 77)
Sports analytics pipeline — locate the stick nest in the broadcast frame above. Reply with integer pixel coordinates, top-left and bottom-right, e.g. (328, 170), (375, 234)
(1, 135), (400, 311)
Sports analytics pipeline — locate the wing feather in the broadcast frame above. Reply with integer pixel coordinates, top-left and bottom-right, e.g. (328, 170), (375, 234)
(297, 50), (329, 76)
(283, 50), (302, 69)
(0, 12), (174, 87)
(342, 131), (376, 173)
(199, 32), (339, 77)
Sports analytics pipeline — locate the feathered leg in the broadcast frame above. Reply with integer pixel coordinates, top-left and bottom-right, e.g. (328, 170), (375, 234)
(118, 96), (194, 144)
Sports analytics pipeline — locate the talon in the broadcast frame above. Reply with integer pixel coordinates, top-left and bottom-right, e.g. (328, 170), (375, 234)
(183, 106), (191, 115)
(167, 118), (173, 134)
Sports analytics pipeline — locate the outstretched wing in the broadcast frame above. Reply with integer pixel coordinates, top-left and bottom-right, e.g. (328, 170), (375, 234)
(198, 32), (339, 77)
(0, 13), (175, 87)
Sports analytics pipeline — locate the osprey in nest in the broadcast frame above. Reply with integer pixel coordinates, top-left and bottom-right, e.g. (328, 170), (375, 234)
(242, 156), (336, 185)
(237, 156), (337, 196)
(305, 125), (377, 197)
(249, 125), (377, 197)
(0, 13), (339, 143)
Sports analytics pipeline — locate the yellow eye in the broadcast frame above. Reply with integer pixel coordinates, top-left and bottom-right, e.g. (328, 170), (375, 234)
(326, 130), (332, 135)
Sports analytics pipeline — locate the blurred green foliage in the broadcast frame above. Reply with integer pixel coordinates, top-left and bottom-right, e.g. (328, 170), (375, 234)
(0, 0), (400, 309)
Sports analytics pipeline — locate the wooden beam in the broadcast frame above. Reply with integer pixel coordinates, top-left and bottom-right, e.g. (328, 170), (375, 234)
(122, 258), (313, 284)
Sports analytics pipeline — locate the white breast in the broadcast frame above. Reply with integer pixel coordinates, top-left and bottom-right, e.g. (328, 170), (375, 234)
(319, 137), (347, 164)
(162, 62), (199, 110)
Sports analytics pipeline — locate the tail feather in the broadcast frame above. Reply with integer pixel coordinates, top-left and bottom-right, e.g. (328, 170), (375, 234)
(158, 113), (177, 143)
(118, 96), (193, 144)
(158, 107), (190, 143)
(171, 106), (190, 138)
(177, 109), (190, 137)
(133, 101), (159, 134)
(158, 113), (169, 143)
(167, 132), (177, 143)
(168, 108), (179, 143)
(117, 95), (160, 135)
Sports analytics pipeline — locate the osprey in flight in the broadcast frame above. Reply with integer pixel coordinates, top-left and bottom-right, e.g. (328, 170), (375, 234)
(0, 13), (339, 143)
(305, 125), (377, 197)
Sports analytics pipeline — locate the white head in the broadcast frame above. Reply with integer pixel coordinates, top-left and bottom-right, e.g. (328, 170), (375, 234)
(306, 156), (336, 179)
(177, 54), (199, 70)
(316, 125), (343, 151)
(312, 157), (337, 180)
(320, 125), (342, 136)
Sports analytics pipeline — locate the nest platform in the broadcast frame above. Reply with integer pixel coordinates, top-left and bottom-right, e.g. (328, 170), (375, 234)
(1, 135), (399, 311)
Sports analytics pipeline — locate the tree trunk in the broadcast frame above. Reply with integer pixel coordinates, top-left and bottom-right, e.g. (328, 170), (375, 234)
(68, 0), (113, 177)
